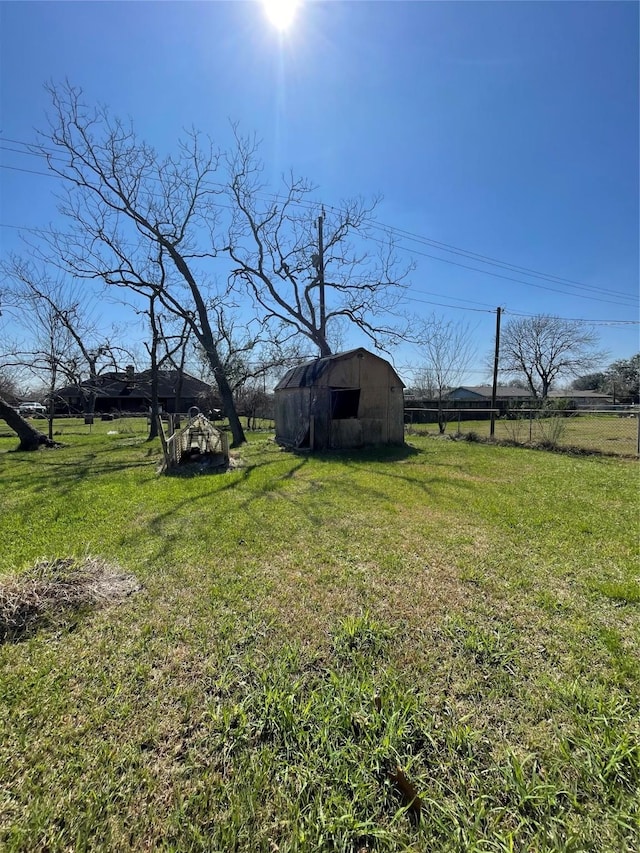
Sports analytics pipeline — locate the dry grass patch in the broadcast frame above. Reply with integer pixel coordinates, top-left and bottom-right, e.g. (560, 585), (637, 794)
(0, 556), (141, 643)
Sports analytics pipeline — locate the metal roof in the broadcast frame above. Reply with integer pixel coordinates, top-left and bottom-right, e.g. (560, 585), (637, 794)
(274, 348), (404, 391)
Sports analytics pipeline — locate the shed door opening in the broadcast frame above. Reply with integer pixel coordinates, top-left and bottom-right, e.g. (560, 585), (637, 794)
(330, 388), (360, 419)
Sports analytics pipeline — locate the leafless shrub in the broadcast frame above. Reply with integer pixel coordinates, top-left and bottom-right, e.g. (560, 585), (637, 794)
(535, 414), (567, 447)
(502, 415), (528, 443)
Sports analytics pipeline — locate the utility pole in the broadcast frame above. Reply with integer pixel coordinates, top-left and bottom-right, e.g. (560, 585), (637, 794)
(490, 306), (502, 438)
(317, 209), (326, 346)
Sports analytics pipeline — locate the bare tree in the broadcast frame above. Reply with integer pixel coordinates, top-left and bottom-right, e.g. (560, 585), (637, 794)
(235, 383), (272, 430)
(139, 295), (193, 439)
(225, 132), (411, 358)
(409, 369), (438, 400)
(416, 314), (476, 434)
(196, 310), (310, 401)
(1, 258), (129, 421)
(1, 272), (76, 439)
(0, 369), (20, 404)
(32, 82), (246, 446)
(500, 314), (603, 400)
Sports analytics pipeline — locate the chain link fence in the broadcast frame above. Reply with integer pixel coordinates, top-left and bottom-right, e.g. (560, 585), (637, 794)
(405, 408), (640, 458)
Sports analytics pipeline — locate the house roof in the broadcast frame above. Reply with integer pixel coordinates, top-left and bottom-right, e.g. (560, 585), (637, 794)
(446, 385), (614, 400)
(549, 390), (613, 399)
(447, 386), (530, 399)
(274, 348), (404, 391)
(56, 369), (211, 400)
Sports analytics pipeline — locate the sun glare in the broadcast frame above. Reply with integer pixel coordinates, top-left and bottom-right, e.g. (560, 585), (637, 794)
(262, 0), (300, 32)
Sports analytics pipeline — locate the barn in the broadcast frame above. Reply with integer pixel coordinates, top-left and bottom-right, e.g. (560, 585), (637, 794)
(274, 348), (405, 450)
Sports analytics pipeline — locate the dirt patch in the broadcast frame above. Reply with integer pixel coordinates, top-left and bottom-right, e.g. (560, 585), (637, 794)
(0, 556), (141, 643)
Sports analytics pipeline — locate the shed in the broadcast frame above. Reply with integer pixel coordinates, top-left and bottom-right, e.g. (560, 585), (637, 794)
(274, 348), (405, 450)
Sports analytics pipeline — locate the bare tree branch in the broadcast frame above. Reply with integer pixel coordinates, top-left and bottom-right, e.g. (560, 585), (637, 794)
(32, 81), (246, 445)
(414, 314), (477, 433)
(224, 130), (413, 357)
(500, 314), (605, 399)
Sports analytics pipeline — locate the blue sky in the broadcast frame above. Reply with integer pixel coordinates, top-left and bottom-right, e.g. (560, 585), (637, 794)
(1, 0), (638, 385)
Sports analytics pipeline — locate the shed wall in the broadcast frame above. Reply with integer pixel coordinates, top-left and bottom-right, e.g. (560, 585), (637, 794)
(274, 350), (404, 450)
(275, 387), (311, 447)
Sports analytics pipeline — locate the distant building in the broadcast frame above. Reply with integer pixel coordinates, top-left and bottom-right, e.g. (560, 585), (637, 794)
(55, 369), (213, 414)
(446, 386), (532, 409)
(446, 386), (614, 410)
(405, 385), (615, 425)
(274, 348), (405, 450)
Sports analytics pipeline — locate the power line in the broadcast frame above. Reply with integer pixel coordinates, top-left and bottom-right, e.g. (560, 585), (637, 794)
(401, 294), (494, 314)
(409, 288), (496, 310)
(253, 190), (637, 303)
(0, 135), (61, 155)
(389, 241), (637, 308)
(1, 135), (638, 312)
(502, 308), (639, 326)
(0, 222), (636, 326)
(0, 163), (56, 179)
(365, 221), (634, 301)
(3, 134), (636, 305)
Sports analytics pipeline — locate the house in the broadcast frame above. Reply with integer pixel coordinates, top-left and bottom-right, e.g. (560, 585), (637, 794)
(274, 348), (405, 450)
(549, 390), (614, 409)
(55, 369), (213, 414)
(446, 386), (613, 411)
(446, 386), (532, 410)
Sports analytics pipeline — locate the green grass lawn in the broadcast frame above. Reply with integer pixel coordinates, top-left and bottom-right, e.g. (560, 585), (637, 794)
(410, 412), (639, 457)
(0, 423), (638, 852)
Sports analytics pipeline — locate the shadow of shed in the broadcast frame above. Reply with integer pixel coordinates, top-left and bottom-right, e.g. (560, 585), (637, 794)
(274, 348), (405, 451)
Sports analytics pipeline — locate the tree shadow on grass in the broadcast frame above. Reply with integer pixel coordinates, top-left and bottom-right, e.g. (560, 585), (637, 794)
(139, 440), (477, 567)
(281, 442), (421, 465)
(0, 445), (160, 512)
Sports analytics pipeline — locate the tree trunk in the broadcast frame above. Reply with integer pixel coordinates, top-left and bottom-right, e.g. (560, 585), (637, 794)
(163, 244), (246, 447)
(147, 358), (160, 441)
(317, 338), (332, 358)
(0, 396), (58, 450)
(47, 378), (55, 442)
(437, 393), (446, 435)
(87, 357), (98, 415)
(197, 327), (245, 447)
(207, 348), (246, 447)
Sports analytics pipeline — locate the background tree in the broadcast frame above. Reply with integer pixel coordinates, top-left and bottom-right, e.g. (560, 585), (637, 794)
(606, 353), (639, 403)
(235, 382), (272, 430)
(408, 370), (438, 401)
(572, 354), (639, 403)
(500, 314), (603, 400)
(2, 257), (128, 418)
(416, 314), (476, 434)
(0, 369), (20, 405)
(571, 372), (608, 392)
(34, 82), (246, 446)
(196, 312), (309, 402)
(225, 132), (411, 358)
(1, 273), (77, 440)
